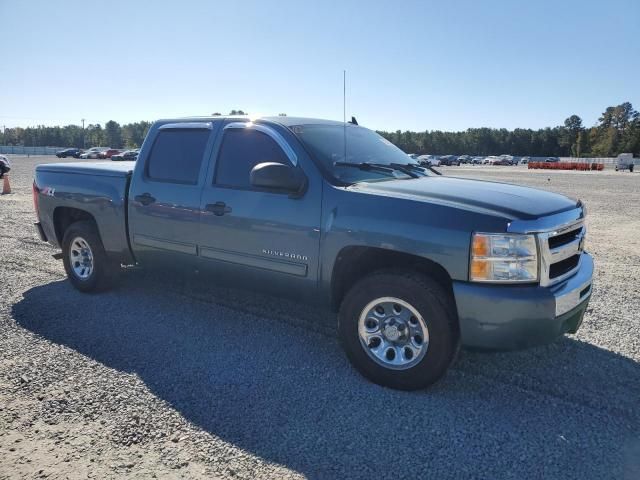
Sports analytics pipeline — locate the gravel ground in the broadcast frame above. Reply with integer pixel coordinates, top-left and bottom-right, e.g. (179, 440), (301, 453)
(1, 156), (639, 479)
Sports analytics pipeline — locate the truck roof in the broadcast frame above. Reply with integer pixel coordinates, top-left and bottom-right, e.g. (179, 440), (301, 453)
(155, 115), (346, 128)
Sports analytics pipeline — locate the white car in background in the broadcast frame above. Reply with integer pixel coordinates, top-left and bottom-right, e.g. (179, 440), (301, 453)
(80, 147), (108, 159)
(417, 154), (440, 166)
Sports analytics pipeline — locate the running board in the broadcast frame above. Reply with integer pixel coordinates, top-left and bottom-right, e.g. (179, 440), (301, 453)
(52, 252), (63, 260)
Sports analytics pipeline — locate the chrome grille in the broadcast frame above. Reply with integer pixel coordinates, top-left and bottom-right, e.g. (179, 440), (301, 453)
(538, 221), (585, 287)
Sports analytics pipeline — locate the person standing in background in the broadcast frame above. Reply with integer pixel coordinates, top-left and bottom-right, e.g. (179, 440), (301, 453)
(0, 155), (11, 194)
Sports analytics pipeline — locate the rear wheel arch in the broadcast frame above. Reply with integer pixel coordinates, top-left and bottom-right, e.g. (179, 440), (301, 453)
(61, 220), (119, 292)
(53, 207), (98, 245)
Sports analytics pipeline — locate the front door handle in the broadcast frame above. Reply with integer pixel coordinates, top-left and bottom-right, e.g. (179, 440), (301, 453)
(134, 193), (156, 206)
(206, 201), (232, 216)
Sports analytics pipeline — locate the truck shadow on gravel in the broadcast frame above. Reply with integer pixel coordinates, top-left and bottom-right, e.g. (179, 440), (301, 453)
(13, 272), (640, 479)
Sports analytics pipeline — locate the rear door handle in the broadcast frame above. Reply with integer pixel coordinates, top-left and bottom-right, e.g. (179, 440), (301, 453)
(206, 201), (232, 216)
(134, 193), (156, 206)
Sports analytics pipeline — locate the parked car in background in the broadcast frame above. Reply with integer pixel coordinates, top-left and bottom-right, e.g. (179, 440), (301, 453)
(545, 157), (560, 163)
(98, 149), (121, 159)
(457, 155), (471, 164)
(56, 148), (83, 159)
(80, 147), (109, 159)
(111, 149), (140, 161)
(614, 153), (635, 172)
(417, 155), (440, 167)
(499, 154), (515, 165)
(439, 155), (460, 166)
(472, 156), (484, 164)
(407, 153), (420, 160)
(493, 158), (513, 166)
(484, 156), (500, 164)
(520, 157), (530, 164)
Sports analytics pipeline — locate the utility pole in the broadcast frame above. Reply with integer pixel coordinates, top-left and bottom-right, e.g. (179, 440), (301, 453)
(81, 118), (86, 149)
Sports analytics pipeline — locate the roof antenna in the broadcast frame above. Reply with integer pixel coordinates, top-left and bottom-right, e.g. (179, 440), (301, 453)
(343, 69), (347, 162)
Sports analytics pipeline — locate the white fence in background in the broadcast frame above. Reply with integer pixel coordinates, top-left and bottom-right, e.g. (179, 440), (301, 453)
(0, 145), (65, 155)
(559, 157), (618, 165)
(559, 157), (639, 167)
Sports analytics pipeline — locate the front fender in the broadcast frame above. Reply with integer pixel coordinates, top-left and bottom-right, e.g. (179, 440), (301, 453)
(319, 184), (510, 301)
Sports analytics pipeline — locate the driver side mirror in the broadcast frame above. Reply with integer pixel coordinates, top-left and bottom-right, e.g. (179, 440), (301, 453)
(250, 162), (307, 197)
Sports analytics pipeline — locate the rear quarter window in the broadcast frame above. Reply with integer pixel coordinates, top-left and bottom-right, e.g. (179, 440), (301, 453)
(146, 129), (210, 184)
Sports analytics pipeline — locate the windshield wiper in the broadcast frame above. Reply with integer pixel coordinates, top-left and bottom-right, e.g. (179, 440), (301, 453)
(388, 163), (425, 178)
(334, 161), (420, 178)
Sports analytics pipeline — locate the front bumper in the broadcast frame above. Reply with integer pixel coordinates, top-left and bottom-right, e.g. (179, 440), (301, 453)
(453, 252), (593, 350)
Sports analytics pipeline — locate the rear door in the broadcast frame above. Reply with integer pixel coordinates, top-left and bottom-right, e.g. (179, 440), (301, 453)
(198, 121), (322, 299)
(128, 122), (219, 268)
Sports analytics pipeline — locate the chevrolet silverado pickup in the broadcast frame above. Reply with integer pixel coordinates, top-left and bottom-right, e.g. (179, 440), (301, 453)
(33, 116), (594, 390)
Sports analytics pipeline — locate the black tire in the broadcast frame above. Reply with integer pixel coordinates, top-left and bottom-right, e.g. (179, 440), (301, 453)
(338, 270), (459, 390)
(61, 220), (119, 293)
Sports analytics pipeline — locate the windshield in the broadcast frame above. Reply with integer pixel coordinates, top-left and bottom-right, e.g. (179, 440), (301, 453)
(292, 124), (430, 183)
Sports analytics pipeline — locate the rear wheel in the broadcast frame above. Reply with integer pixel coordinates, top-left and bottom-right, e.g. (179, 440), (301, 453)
(338, 271), (459, 390)
(62, 221), (119, 292)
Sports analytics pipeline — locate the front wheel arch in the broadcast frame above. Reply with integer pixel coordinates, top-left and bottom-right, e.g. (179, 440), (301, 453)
(330, 246), (457, 317)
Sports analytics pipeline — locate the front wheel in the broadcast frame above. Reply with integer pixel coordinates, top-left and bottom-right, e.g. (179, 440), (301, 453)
(62, 221), (119, 292)
(338, 271), (459, 390)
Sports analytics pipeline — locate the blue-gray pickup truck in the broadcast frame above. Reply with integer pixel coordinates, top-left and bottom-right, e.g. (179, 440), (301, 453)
(33, 116), (593, 390)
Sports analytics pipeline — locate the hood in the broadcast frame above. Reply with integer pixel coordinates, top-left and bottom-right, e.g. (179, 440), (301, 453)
(350, 176), (579, 220)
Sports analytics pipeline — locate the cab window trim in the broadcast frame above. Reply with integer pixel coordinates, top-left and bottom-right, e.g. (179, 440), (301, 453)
(213, 126), (296, 192)
(223, 122), (297, 166)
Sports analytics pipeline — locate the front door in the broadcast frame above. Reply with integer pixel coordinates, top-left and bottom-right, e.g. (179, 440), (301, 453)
(198, 121), (322, 299)
(128, 122), (218, 268)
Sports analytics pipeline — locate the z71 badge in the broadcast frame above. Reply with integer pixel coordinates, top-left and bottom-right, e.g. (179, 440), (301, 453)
(41, 186), (56, 197)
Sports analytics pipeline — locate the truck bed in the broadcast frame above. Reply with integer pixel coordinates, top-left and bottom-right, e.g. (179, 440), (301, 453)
(36, 161), (135, 177)
(34, 161), (135, 264)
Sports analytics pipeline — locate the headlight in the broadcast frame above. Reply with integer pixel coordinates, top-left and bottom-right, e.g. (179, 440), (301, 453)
(470, 233), (538, 283)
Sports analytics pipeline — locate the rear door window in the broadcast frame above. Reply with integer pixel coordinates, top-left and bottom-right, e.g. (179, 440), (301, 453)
(146, 129), (210, 184)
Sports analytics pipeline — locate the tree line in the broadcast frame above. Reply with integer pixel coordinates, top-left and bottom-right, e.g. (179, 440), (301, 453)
(1, 103), (638, 157)
(379, 102), (639, 157)
(0, 120), (153, 150)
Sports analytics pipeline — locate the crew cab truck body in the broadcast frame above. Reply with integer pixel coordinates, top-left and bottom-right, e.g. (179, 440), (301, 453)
(33, 116), (593, 390)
